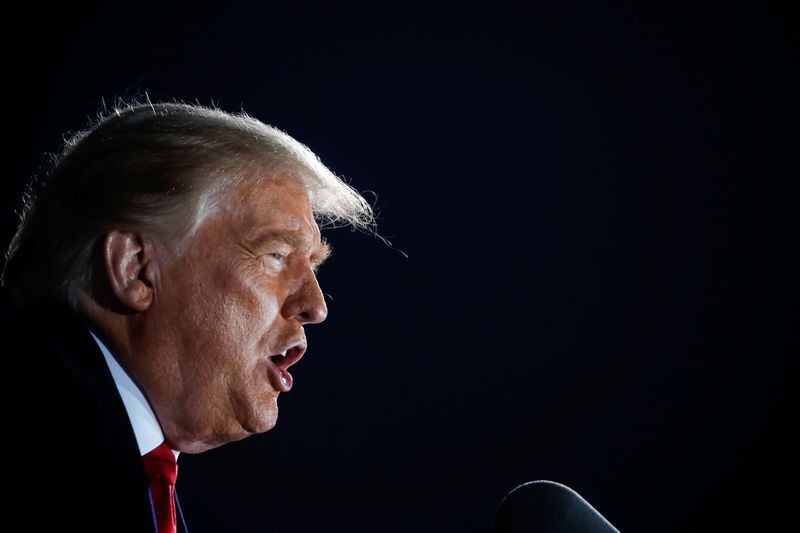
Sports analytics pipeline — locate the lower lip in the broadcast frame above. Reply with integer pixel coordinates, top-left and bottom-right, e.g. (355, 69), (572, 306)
(267, 358), (293, 392)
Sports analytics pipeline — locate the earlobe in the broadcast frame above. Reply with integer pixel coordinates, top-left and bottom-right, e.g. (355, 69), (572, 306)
(103, 231), (157, 312)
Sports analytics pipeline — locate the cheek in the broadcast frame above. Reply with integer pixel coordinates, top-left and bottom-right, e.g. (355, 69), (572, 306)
(168, 257), (284, 372)
(215, 274), (283, 358)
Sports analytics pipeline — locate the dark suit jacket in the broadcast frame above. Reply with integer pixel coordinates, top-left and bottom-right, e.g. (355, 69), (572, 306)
(3, 288), (188, 532)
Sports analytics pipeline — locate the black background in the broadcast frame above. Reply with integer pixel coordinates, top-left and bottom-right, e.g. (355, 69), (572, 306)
(5, 1), (797, 532)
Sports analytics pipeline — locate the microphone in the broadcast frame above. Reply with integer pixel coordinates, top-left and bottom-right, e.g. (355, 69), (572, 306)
(491, 480), (620, 532)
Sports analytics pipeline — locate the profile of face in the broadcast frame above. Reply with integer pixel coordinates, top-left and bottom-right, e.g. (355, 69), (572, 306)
(127, 176), (330, 453)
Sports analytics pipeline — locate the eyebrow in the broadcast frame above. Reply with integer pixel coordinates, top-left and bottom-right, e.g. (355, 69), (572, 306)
(247, 230), (332, 268)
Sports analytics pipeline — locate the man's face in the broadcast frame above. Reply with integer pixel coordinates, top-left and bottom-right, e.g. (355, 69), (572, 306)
(134, 176), (329, 453)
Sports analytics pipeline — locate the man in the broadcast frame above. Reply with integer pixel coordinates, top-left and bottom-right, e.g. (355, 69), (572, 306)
(2, 101), (373, 531)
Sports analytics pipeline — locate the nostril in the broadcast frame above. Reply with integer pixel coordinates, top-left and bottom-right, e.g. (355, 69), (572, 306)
(302, 306), (327, 325)
(302, 298), (327, 325)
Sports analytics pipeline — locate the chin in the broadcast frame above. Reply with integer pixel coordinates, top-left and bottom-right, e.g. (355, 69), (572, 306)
(244, 407), (279, 435)
(169, 399), (279, 452)
(175, 423), (271, 453)
(169, 418), (275, 454)
(169, 430), (234, 453)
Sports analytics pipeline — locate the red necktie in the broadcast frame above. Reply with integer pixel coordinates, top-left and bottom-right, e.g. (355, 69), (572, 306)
(142, 442), (178, 533)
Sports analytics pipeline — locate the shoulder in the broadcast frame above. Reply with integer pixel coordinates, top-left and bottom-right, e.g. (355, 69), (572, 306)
(3, 288), (153, 529)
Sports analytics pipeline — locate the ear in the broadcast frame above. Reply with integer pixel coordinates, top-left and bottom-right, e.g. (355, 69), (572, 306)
(102, 231), (159, 312)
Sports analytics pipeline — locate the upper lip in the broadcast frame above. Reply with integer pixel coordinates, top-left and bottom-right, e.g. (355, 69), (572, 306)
(269, 341), (307, 370)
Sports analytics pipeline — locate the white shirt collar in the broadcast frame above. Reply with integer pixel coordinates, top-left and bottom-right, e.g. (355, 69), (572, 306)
(89, 331), (178, 459)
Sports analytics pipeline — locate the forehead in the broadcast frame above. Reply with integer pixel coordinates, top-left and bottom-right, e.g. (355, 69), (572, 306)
(222, 176), (321, 243)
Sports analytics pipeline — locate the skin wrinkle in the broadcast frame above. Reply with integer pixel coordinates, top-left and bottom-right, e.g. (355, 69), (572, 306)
(79, 175), (328, 453)
(243, 229), (332, 272)
(175, 232), (274, 444)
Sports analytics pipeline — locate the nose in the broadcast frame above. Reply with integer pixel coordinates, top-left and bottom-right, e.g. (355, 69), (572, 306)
(283, 273), (328, 325)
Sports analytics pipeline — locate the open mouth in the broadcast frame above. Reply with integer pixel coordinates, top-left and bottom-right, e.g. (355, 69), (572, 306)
(266, 346), (305, 392)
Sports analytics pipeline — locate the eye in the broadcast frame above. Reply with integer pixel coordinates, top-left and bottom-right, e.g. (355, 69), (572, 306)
(262, 252), (287, 270)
